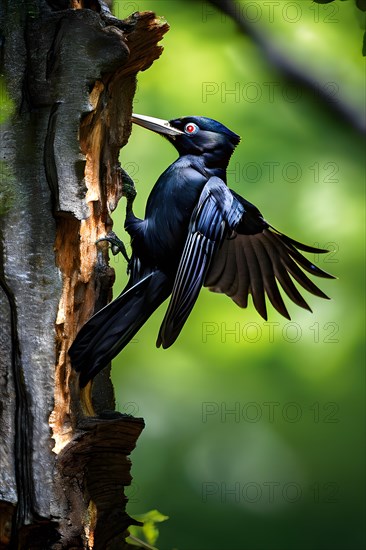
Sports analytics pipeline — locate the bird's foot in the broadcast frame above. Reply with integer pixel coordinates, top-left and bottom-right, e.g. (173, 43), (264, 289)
(121, 169), (137, 212)
(96, 231), (130, 262)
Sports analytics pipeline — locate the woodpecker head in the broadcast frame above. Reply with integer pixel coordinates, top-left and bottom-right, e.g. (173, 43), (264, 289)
(131, 113), (240, 166)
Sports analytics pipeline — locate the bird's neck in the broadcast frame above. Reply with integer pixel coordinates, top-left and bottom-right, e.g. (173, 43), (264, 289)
(186, 154), (227, 181)
(202, 144), (236, 173)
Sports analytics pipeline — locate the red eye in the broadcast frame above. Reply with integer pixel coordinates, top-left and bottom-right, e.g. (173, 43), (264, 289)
(184, 123), (199, 135)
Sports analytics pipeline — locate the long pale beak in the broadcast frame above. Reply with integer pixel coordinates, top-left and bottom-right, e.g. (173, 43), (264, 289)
(131, 113), (184, 136)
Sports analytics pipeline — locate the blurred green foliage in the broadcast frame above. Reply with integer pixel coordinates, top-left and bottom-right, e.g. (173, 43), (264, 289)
(0, 76), (15, 125)
(111, 1), (365, 549)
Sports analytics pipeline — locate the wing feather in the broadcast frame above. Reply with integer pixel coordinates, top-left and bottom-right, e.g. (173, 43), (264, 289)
(222, 238), (239, 297)
(205, 237), (230, 288)
(251, 235), (290, 319)
(269, 229), (334, 279)
(232, 239), (250, 308)
(244, 237), (267, 319)
(205, 224), (335, 319)
(261, 230), (312, 311)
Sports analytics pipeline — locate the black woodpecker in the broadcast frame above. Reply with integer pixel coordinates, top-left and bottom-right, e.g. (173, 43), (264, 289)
(69, 114), (335, 387)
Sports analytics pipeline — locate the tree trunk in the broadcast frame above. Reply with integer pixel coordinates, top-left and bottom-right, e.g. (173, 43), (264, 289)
(0, 1), (168, 548)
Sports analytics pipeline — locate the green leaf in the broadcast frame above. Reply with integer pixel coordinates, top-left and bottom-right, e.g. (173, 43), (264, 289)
(127, 510), (169, 547)
(133, 509), (170, 524)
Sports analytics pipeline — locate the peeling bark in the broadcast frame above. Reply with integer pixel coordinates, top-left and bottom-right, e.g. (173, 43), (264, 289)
(0, 1), (168, 547)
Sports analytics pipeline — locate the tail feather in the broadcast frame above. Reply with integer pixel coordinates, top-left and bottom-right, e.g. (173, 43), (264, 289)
(69, 270), (171, 387)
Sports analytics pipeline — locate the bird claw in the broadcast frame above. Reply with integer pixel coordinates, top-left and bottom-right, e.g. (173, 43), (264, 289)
(123, 181), (137, 200)
(121, 169), (137, 211)
(96, 231), (130, 262)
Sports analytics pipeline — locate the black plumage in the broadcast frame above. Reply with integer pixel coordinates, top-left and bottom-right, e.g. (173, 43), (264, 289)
(69, 114), (335, 387)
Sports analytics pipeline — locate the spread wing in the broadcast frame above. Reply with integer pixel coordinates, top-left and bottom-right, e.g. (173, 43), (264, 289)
(157, 177), (245, 349)
(205, 192), (335, 320)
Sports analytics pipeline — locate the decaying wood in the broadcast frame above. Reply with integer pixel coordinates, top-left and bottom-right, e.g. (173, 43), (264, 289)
(0, 1), (168, 548)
